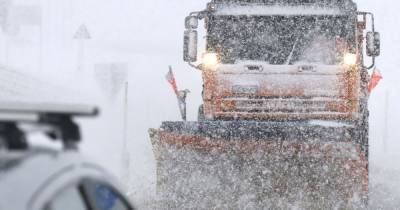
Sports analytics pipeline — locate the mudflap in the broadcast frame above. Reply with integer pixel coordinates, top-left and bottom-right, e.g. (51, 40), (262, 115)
(149, 121), (368, 209)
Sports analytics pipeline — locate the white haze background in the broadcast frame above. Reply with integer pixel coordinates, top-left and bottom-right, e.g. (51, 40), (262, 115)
(2, 0), (399, 208)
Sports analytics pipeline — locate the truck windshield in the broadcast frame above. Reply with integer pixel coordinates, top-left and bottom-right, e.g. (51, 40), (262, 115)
(206, 15), (355, 65)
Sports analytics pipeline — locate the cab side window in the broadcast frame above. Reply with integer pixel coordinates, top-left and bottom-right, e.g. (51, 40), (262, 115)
(45, 185), (88, 210)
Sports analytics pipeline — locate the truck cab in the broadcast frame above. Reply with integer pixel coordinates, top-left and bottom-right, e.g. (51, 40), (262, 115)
(183, 0), (380, 122)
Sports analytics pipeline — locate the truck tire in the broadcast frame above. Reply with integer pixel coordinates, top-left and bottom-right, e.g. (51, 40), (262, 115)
(198, 105), (205, 121)
(356, 108), (369, 207)
(358, 109), (369, 159)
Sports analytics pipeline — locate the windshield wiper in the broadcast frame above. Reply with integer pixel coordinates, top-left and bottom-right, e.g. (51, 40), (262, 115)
(285, 36), (300, 65)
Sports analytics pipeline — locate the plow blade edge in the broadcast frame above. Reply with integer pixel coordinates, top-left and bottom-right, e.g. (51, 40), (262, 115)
(149, 121), (368, 209)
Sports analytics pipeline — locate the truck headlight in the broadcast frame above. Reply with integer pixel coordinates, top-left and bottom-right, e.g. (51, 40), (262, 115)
(202, 53), (219, 67)
(343, 53), (357, 66)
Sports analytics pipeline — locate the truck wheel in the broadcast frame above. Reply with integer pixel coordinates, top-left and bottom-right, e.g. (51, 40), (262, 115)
(359, 110), (369, 158)
(357, 109), (369, 206)
(198, 105), (205, 121)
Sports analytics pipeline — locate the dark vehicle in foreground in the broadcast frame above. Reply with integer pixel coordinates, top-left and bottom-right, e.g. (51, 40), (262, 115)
(0, 103), (135, 210)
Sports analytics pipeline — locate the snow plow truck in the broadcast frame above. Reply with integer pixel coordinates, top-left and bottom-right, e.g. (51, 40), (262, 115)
(149, 0), (381, 208)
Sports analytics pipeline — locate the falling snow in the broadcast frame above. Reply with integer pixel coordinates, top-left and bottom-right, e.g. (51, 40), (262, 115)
(0, 0), (399, 209)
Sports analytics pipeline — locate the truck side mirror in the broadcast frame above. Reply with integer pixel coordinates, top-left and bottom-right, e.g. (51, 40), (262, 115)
(366, 32), (380, 57)
(185, 16), (198, 29)
(183, 30), (198, 62)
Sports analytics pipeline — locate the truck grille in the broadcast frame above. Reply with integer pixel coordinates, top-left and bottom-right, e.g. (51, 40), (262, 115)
(220, 97), (348, 113)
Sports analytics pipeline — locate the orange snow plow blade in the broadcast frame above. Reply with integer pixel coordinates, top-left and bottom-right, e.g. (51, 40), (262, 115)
(149, 121), (368, 209)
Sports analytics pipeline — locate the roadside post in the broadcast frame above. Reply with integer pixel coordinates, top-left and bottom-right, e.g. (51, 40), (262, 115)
(74, 24), (91, 72)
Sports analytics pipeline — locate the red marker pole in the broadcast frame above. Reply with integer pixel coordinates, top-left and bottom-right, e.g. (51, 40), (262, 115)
(166, 66), (189, 121)
(368, 69), (383, 93)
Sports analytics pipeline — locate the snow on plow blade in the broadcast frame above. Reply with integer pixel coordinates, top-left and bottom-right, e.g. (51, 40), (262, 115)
(149, 121), (368, 209)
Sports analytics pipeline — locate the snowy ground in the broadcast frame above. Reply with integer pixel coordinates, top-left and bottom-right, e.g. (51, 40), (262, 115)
(1, 0), (400, 209)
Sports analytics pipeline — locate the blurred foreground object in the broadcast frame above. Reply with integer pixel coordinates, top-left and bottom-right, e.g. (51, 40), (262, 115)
(0, 102), (136, 210)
